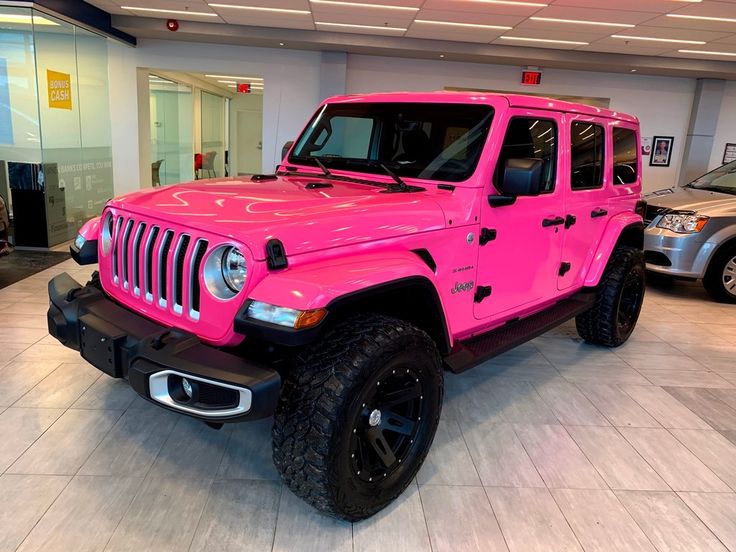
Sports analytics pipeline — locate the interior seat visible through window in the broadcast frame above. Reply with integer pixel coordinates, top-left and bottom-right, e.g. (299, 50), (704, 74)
(494, 118), (557, 193)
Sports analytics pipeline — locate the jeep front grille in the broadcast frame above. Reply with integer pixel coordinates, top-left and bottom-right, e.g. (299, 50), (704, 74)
(109, 215), (209, 320)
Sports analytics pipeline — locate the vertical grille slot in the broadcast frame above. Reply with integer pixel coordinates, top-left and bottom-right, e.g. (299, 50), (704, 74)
(144, 226), (160, 302)
(120, 219), (134, 290)
(111, 216), (123, 284)
(189, 240), (208, 319)
(131, 222), (146, 296)
(158, 230), (174, 307)
(173, 234), (191, 314)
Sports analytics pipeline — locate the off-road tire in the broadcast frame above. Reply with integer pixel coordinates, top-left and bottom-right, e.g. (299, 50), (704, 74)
(703, 243), (736, 304)
(576, 245), (646, 347)
(272, 314), (443, 521)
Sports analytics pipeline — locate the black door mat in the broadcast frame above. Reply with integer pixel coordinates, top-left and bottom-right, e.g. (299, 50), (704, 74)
(0, 250), (70, 290)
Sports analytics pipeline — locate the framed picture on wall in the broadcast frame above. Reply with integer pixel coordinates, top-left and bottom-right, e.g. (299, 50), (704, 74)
(723, 143), (736, 164)
(650, 136), (674, 167)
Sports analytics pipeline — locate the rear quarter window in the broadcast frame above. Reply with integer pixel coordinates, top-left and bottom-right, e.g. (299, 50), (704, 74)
(613, 127), (639, 185)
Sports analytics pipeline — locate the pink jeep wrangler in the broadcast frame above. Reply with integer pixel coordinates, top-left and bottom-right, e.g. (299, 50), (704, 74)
(49, 92), (646, 520)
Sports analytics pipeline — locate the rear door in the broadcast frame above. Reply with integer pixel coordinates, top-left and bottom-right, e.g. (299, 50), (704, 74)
(558, 115), (612, 290)
(474, 109), (566, 319)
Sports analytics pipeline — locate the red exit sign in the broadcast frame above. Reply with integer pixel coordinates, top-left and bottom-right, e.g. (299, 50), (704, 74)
(237, 83), (251, 94)
(521, 70), (542, 86)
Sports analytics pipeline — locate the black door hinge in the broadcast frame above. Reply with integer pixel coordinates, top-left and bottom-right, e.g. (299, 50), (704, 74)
(564, 214), (577, 229)
(266, 239), (288, 270)
(479, 228), (497, 246)
(474, 285), (492, 303)
(559, 262), (572, 277)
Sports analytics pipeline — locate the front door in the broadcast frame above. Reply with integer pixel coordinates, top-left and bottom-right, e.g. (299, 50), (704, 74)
(474, 110), (565, 320)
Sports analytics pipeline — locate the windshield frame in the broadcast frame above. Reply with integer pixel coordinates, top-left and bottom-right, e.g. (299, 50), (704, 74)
(686, 159), (736, 195)
(286, 101), (495, 184)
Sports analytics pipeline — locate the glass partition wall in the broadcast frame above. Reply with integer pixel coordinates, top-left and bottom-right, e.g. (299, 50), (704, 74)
(149, 75), (193, 185)
(0, 6), (112, 248)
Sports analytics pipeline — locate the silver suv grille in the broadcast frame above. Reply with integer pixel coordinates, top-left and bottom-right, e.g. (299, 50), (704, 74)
(109, 215), (209, 320)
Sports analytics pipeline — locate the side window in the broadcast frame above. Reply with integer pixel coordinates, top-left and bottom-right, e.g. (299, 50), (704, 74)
(494, 118), (557, 193)
(571, 122), (605, 190)
(612, 127), (639, 185)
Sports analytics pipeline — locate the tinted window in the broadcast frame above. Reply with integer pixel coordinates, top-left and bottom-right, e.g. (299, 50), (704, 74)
(290, 103), (494, 182)
(494, 118), (557, 193)
(571, 123), (605, 190)
(613, 127), (638, 185)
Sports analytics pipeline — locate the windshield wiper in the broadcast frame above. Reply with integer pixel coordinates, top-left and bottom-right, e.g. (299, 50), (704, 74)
(378, 163), (407, 192)
(313, 157), (332, 177)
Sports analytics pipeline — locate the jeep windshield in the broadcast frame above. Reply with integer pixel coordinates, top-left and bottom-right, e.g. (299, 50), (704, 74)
(288, 102), (494, 183)
(686, 160), (736, 195)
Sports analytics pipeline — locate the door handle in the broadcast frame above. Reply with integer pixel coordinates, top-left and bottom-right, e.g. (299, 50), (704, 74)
(565, 214), (577, 229)
(591, 208), (608, 218)
(542, 216), (565, 227)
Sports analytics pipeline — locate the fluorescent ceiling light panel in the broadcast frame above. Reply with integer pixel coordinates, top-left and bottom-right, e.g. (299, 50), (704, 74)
(500, 36), (588, 45)
(208, 4), (311, 14)
(470, 0), (548, 7)
(316, 21), (407, 31)
(0, 14), (59, 25)
(205, 75), (264, 81)
(310, 0), (419, 10)
(121, 6), (217, 16)
(530, 16), (634, 27)
(679, 49), (736, 56)
(612, 34), (706, 44)
(667, 13), (736, 23)
(217, 80), (237, 83)
(414, 20), (512, 30)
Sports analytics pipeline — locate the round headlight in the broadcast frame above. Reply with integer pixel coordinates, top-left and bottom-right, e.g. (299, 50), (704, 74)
(222, 247), (247, 292)
(203, 245), (248, 300)
(100, 212), (113, 255)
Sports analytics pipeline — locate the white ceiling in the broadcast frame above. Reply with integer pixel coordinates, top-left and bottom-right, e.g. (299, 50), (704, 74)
(87, 0), (736, 61)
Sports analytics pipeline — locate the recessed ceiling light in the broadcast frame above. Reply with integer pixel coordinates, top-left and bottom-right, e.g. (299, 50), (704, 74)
(0, 14), (59, 25)
(630, 69), (638, 72)
(208, 4), (310, 15)
(667, 13), (736, 23)
(121, 6), (217, 16)
(470, 0), (548, 6)
(309, 0), (419, 11)
(205, 74), (264, 81)
(279, 42), (285, 46)
(500, 36), (588, 45)
(414, 20), (512, 30)
(679, 49), (736, 56)
(530, 16), (634, 28)
(315, 21), (407, 31)
(439, 54), (445, 58)
(612, 34), (706, 45)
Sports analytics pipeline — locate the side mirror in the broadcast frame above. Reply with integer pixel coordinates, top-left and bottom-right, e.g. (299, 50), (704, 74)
(281, 141), (294, 161)
(501, 158), (544, 196)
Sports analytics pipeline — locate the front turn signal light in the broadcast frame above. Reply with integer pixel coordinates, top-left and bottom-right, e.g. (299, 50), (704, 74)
(294, 308), (327, 329)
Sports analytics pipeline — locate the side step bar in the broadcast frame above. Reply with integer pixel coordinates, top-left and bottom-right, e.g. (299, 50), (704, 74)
(444, 292), (595, 374)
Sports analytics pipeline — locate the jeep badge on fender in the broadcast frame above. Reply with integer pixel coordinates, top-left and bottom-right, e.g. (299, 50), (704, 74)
(52, 92), (645, 522)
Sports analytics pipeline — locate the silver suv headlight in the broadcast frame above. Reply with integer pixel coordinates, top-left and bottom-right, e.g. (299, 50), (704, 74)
(203, 245), (247, 299)
(656, 213), (709, 234)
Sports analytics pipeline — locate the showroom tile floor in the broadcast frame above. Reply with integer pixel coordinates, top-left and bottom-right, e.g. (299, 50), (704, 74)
(1, 259), (736, 551)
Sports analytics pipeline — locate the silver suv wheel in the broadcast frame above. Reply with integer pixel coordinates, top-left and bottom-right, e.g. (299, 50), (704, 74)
(723, 255), (736, 297)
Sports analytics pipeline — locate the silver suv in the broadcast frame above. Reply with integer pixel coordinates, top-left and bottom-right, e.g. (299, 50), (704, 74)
(644, 160), (736, 303)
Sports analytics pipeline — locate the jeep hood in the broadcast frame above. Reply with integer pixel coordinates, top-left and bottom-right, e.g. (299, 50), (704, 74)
(110, 175), (447, 260)
(646, 187), (736, 216)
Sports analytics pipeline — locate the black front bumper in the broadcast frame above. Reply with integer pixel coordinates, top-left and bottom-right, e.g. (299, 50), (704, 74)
(47, 272), (280, 422)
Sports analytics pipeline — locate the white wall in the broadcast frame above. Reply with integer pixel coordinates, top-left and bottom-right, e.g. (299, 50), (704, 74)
(346, 55), (696, 192)
(108, 39), (322, 195)
(710, 80), (736, 171)
(107, 41), (722, 195)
